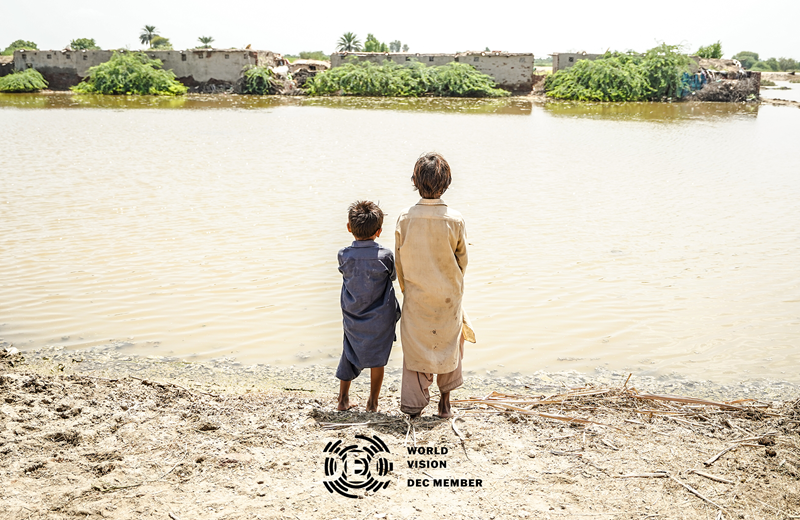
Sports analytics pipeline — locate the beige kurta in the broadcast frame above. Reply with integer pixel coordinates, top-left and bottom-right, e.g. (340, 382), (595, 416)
(396, 199), (468, 374)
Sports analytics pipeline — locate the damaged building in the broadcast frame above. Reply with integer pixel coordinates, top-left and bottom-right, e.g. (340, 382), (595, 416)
(12, 49), (285, 91)
(330, 51), (535, 93)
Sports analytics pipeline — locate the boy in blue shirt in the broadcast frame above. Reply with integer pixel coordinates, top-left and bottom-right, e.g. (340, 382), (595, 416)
(336, 200), (400, 412)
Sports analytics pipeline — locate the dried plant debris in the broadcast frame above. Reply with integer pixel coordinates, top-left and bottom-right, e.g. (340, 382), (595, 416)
(0, 359), (798, 518)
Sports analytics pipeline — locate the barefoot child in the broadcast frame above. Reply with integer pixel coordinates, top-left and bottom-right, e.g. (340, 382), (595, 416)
(336, 201), (400, 412)
(395, 152), (475, 419)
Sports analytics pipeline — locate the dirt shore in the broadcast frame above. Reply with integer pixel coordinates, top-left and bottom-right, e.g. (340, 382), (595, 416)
(1, 347), (798, 520)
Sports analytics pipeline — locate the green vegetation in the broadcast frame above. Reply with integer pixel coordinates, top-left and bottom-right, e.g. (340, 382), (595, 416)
(544, 44), (691, 101)
(300, 51), (328, 61)
(760, 80), (776, 87)
(197, 36), (214, 49)
(0, 68), (48, 92)
(534, 57), (553, 67)
(733, 51), (799, 72)
(69, 38), (100, 51)
(150, 36), (172, 50)
(2, 40), (38, 55)
(696, 41), (723, 59)
(241, 65), (280, 95)
(71, 52), (187, 96)
(732, 51), (758, 69)
(140, 26), (158, 48)
(285, 51), (329, 62)
(337, 32), (361, 52)
(304, 60), (508, 97)
(364, 34), (388, 53)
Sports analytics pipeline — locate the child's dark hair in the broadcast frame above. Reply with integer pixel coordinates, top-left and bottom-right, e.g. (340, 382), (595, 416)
(348, 200), (384, 240)
(412, 152), (452, 199)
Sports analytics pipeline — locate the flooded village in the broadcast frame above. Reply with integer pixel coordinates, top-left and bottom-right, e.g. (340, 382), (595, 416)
(2, 23), (800, 520)
(2, 44), (790, 103)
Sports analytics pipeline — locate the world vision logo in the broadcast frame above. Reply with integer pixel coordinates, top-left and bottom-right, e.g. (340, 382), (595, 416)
(323, 434), (394, 498)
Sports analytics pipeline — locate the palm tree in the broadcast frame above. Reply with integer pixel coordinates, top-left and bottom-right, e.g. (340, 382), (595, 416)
(336, 32), (362, 52)
(198, 36), (214, 49)
(140, 25), (158, 48)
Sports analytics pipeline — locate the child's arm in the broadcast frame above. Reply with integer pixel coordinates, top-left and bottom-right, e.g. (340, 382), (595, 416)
(455, 220), (468, 275)
(394, 223), (405, 293)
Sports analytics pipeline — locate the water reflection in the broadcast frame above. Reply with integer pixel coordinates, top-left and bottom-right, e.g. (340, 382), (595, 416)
(543, 100), (760, 121)
(0, 92), (534, 114)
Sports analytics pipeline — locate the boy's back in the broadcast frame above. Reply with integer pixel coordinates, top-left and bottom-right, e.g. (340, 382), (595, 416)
(395, 199), (467, 375)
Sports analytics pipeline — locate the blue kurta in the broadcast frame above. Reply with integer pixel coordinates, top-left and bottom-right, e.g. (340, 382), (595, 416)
(336, 240), (400, 381)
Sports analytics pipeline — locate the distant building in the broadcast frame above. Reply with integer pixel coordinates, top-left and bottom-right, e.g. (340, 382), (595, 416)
(13, 49), (283, 90)
(330, 51), (535, 92)
(551, 52), (602, 74)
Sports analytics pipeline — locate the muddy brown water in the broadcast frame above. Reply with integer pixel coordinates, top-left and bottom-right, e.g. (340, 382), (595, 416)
(1, 94), (798, 384)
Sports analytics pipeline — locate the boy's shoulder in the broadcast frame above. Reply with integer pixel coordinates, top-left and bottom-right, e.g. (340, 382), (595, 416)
(398, 203), (465, 223)
(338, 241), (394, 260)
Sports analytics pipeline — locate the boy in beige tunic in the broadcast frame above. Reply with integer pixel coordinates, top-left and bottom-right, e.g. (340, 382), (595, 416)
(395, 152), (475, 418)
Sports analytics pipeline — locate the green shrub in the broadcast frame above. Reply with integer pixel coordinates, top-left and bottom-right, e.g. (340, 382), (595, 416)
(71, 51), (187, 96)
(304, 60), (508, 97)
(545, 44), (690, 102)
(761, 80), (776, 87)
(242, 65), (281, 94)
(0, 68), (48, 92)
(696, 41), (723, 59)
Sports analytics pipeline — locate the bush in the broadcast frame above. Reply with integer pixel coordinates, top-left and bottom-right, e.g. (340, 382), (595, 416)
(71, 52), (187, 96)
(696, 41), (723, 59)
(304, 60), (508, 97)
(0, 68), (48, 92)
(242, 65), (281, 94)
(544, 44), (690, 101)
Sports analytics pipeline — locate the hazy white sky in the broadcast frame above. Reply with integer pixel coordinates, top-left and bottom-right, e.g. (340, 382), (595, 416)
(3, 0), (798, 59)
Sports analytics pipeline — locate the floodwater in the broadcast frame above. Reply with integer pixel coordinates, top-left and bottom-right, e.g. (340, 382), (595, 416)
(1, 93), (798, 384)
(761, 81), (800, 103)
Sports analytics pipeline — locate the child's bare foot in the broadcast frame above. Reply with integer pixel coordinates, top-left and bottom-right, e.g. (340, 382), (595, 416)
(365, 398), (380, 413)
(434, 391), (453, 419)
(337, 399), (357, 411)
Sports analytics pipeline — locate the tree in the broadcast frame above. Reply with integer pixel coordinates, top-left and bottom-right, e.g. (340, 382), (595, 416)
(696, 41), (723, 59)
(197, 36), (214, 49)
(70, 38), (100, 51)
(778, 57), (800, 72)
(402, 44), (409, 52)
(150, 36), (172, 50)
(765, 57), (780, 71)
(1, 40), (38, 55)
(732, 51), (759, 70)
(140, 25), (158, 47)
(364, 34), (388, 53)
(337, 32), (361, 52)
(389, 40), (401, 53)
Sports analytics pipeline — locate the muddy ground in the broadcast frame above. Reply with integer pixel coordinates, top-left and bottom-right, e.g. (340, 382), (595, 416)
(1, 347), (799, 520)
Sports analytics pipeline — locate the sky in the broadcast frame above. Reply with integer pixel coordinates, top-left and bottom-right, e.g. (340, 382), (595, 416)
(2, 0), (798, 60)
